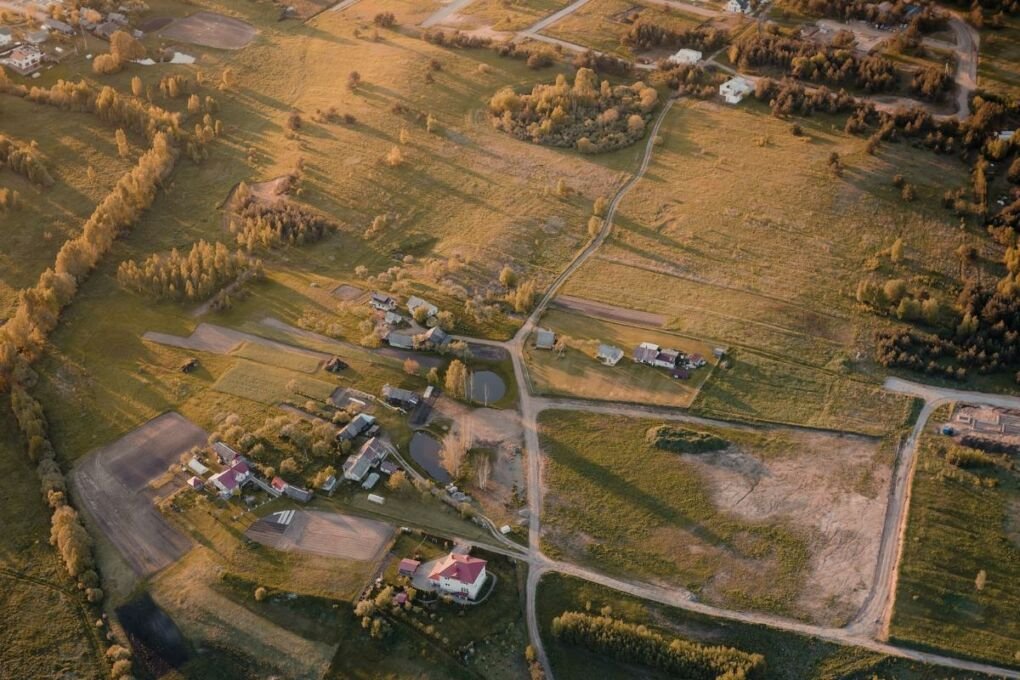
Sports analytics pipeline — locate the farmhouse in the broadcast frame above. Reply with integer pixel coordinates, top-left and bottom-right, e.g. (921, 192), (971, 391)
(337, 412), (376, 442)
(725, 0), (751, 13)
(209, 459), (252, 498)
(720, 76), (754, 104)
(417, 326), (450, 347)
(342, 437), (389, 482)
(0, 27), (13, 46)
(596, 344), (624, 366)
(43, 18), (74, 34)
(427, 553), (488, 600)
(382, 384), (420, 409)
(407, 296), (439, 319)
(535, 328), (555, 350)
(4, 47), (43, 75)
(633, 342), (680, 369)
(384, 311), (404, 326)
(370, 292), (397, 311)
(669, 48), (702, 65)
(386, 331), (415, 350)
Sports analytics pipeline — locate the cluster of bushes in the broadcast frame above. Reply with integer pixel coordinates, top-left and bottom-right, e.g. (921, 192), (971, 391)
(944, 442), (1007, 469)
(422, 28), (492, 49)
(496, 41), (558, 69)
(92, 30), (146, 75)
(0, 134), (54, 186)
(551, 611), (765, 679)
(855, 277), (949, 325)
(228, 188), (335, 251)
(729, 31), (897, 92)
(622, 19), (728, 53)
(753, 77), (857, 116)
(875, 329), (965, 379)
(573, 50), (633, 77)
(10, 386), (103, 603)
(116, 240), (264, 302)
(959, 434), (1020, 457)
(782, 0), (947, 31)
(0, 132), (177, 380)
(658, 63), (728, 98)
(488, 68), (658, 153)
(647, 425), (728, 453)
(910, 65), (953, 101)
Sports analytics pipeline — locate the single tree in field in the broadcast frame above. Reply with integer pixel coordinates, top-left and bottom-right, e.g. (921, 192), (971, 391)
(975, 569), (987, 591)
(890, 237), (904, 263)
(403, 358), (420, 375)
(444, 359), (468, 399)
(956, 243), (977, 280)
(347, 70), (361, 91)
(130, 76), (143, 97)
(499, 265), (517, 289)
(115, 129), (129, 158)
(385, 146), (403, 167)
(110, 30), (145, 63)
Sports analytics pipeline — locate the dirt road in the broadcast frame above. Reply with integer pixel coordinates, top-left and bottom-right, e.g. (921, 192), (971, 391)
(421, 0), (480, 28)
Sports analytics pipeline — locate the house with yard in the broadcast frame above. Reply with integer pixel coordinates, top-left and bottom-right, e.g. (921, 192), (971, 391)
(416, 326), (450, 348)
(669, 48), (702, 65)
(535, 328), (555, 350)
(720, 76), (754, 104)
(213, 441), (240, 465)
(0, 28), (13, 46)
(337, 412), (376, 442)
(633, 342), (681, 369)
(209, 459), (252, 498)
(342, 437), (389, 482)
(382, 384), (420, 409)
(596, 344), (624, 366)
(384, 311), (404, 326)
(370, 292), (397, 311)
(43, 18), (74, 34)
(427, 553), (488, 600)
(407, 296), (439, 319)
(4, 47), (43, 75)
(386, 331), (415, 350)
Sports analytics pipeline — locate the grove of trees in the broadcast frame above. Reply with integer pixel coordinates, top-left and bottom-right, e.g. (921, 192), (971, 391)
(117, 240), (264, 302)
(0, 134), (54, 186)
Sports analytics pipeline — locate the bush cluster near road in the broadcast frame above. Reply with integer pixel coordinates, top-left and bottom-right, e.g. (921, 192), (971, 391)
(488, 68), (658, 153)
(646, 425), (729, 454)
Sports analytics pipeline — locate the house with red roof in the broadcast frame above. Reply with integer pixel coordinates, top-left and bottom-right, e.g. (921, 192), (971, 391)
(427, 553), (488, 600)
(209, 459), (251, 498)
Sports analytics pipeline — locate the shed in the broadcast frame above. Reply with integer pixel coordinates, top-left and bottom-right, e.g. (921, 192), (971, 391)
(187, 476), (204, 490)
(535, 328), (555, 350)
(669, 48), (702, 65)
(596, 344), (624, 366)
(361, 472), (380, 490)
(187, 458), (209, 476)
(367, 493), (385, 504)
(399, 558), (421, 576)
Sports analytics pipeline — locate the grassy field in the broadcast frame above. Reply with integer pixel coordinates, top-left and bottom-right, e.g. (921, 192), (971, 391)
(212, 359), (337, 404)
(524, 309), (715, 407)
(537, 572), (1007, 680)
(545, 0), (708, 57)
(978, 15), (1020, 98)
(458, 0), (572, 31)
(0, 403), (103, 680)
(890, 415), (1020, 667)
(538, 409), (819, 616)
(231, 341), (324, 373)
(0, 97), (133, 316)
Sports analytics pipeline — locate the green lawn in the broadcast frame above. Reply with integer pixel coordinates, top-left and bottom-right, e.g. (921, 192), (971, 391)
(525, 308), (716, 407)
(890, 415), (1020, 668)
(538, 572), (1007, 680)
(538, 409), (815, 616)
(231, 341), (324, 374)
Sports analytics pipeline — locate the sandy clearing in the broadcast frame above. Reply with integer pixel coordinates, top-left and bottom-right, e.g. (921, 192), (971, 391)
(159, 11), (256, 50)
(246, 510), (394, 561)
(682, 433), (889, 625)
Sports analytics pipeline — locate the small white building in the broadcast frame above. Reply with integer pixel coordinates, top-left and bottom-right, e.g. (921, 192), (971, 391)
(725, 0), (751, 13)
(720, 76), (754, 104)
(187, 458), (209, 476)
(428, 553), (488, 600)
(370, 292), (397, 311)
(668, 48), (702, 66)
(596, 344), (624, 366)
(0, 28), (13, 47)
(535, 328), (555, 350)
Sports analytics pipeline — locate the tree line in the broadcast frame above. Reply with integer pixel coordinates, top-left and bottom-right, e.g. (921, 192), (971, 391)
(551, 611), (766, 679)
(729, 30), (897, 92)
(0, 134), (54, 186)
(489, 68), (658, 153)
(782, 0), (947, 32)
(622, 19), (728, 53)
(117, 240), (264, 302)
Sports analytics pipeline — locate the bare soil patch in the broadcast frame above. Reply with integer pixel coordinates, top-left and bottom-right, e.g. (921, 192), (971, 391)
(72, 413), (206, 576)
(246, 510), (393, 562)
(332, 284), (364, 301)
(682, 433), (889, 625)
(160, 11), (257, 50)
(139, 16), (174, 33)
(553, 294), (666, 327)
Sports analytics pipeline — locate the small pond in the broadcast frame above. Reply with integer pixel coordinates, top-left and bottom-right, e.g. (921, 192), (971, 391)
(409, 431), (451, 484)
(469, 370), (506, 404)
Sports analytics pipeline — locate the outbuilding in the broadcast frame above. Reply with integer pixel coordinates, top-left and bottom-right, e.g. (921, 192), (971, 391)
(669, 48), (702, 65)
(720, 76), (754, 104)
(535, 328), (555, 350)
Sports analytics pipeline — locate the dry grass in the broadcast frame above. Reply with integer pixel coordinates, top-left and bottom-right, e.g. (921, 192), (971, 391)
(545, 0), (708, 56)
(525, 308), (715, 406)
(231, 341), (324, 373)
(458, 0), (572, 31)
(212, 359), (337, 404)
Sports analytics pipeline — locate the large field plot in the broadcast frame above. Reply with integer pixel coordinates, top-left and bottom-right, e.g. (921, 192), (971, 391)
(212, 359), (337, 404)
(457, 0), (573, 31)
(537, 573), (1007, 680)
(978, 15), (1020, 98)
(0, 98), (133, 316)
(524, 308), (715, 407)
(538, 410), (891, 623)
(890, 414), (1020, 667)
(545, 0), (707, 56)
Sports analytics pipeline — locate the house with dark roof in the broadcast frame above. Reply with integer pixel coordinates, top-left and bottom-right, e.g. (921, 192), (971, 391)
(428, 553), (488, 599)
(416, 326), (450, 348)
(213, 441), (240, 465)
(382, 384), (419, 409)
(535, 328), (555, 350)
(633, 342), (681, 369)
(386, 331), (415, 350)
(209, 459), (251, 498)
(337, 413), (376, 442)
(370, 292), (397, 311)
(342, 437), (388, 482)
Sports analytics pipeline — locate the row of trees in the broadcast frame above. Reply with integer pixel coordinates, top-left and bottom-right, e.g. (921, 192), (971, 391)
(551, 611), (766, 679)
(0, 134), (54, 186)
(489, 68), (658, 153)
(93, 30), (146, 75)
(729, 31), (897, 92)
(622, 20), (728, 53)
(781, 0), (947, 32)
(116, 240), (264, 302)
(752, 77), (858, 116)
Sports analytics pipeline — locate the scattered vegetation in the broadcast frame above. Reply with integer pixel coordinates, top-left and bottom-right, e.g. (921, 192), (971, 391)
(646, 425), (728, 454)
(117, 240), (264, 303)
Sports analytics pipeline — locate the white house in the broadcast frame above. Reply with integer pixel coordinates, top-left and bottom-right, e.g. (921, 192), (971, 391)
(0, 28), (13, 46)
(596, 344), (624, 366)
(209, 459), (251, 498)
(633, 342), (681, 369)
(370, 292), (397, 311)
(427, 553), (488, 600)
(668, 48), (702, 65)
(187, 458), (209, 476)
(342, 437), (388, 482)
(4, 47), (43, 75)
(720, 76), (754, 104)
(407, 295), (438, 319)
(725, 0), (751, 13)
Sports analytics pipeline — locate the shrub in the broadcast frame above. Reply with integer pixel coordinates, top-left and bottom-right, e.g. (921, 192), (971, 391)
(646, 425), (728, 453)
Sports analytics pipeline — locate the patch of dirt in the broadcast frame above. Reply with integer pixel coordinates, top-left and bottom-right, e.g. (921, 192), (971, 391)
(159, 11), (257, 50)
(139, 16), (174, 33)
(682, 433), (888, 626)
(245, 510), (393, 561)
(332, 284), (364, 301)
(434, 398), (524, 523)
(552, 294), (667, 327)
